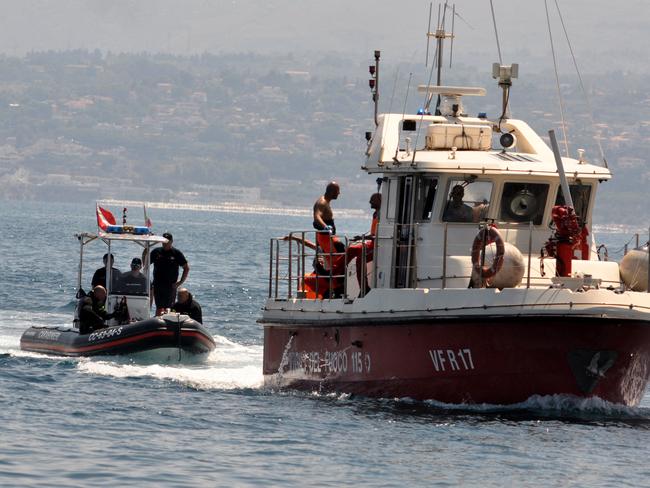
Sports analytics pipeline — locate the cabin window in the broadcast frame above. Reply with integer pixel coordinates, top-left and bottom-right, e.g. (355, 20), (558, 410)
(499, 182), (549, 225)
(555, 184), (592, 226)
(442, 179), (492, 223)
(414, 176), (438, 221)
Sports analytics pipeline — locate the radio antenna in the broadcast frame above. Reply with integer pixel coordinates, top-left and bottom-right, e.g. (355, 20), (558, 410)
(489, 0), (503, 65)
(395, 72), (413, 160)
(449, 4), (455, 68)
(425, 3), (433, 67)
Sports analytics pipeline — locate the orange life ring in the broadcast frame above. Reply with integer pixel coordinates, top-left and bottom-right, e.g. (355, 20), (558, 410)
(471, 226), (505, 279)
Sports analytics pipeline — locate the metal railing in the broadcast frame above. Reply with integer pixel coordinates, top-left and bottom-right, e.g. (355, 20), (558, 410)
(269, 230), (375, 301)
(267, 221), (628, 300)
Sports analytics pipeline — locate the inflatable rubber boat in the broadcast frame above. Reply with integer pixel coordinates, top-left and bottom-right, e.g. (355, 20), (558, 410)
(20, 314), (215, 357)
(20, 204), (216, 360)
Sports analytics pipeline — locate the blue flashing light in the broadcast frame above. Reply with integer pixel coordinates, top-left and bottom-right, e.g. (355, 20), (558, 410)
(417, 108), (431, 115)
(106, 225), (150, 235)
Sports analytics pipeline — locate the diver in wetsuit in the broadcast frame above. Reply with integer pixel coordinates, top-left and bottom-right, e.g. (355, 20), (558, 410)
(78, 285), (118, 334)
(172, 288), (203, 324)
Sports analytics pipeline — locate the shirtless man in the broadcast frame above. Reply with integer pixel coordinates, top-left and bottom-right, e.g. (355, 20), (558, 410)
(313, 181), (340, 234)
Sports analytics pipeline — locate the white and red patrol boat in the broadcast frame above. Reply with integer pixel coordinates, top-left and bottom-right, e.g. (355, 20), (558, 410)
(21, 205), (215, 361)
(259, 33), (650, 406)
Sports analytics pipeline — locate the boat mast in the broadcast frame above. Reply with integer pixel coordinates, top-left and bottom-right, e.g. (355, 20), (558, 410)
(369, 50), (380, 127)
(425, 2), (454, 114)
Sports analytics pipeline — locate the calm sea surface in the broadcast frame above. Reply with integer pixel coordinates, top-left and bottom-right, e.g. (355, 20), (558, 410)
(1, 200), (650, 487)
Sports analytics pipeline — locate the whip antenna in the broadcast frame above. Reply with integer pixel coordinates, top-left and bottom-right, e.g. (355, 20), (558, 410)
(544, 0), (570, 157)
(394, 72), (414, 160)
(425, 2), (433, 67)
(449, 4), (455, 68)
(553, 0), (608, 168)
(489, 0), (503, 65)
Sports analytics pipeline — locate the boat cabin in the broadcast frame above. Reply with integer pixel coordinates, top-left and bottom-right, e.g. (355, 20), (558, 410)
(267, 86), (618, 301)
(74, 231), (167, 328)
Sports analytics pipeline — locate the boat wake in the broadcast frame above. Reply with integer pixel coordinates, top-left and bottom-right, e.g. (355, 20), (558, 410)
(76, 336), (263, 390)
(264, 387), (650, 422)
(0, 309), (263, 391)
(394, 393), (650, 422)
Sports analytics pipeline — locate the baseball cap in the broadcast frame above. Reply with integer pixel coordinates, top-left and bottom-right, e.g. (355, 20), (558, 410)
(162, 232), (173, 241)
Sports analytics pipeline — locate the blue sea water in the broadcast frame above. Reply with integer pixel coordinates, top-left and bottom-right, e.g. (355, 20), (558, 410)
(1, 200), (650, 487)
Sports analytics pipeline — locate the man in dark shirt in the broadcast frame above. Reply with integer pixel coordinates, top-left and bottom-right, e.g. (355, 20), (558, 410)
(91, 253), (120, 290)
(115, 257), (147, 295)
(149, 232), (190, 312)
(172, 287), (203, 324)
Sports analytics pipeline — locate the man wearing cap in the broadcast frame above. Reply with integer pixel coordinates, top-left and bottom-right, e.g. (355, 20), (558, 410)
(91, 253), (120, 290)
(149, 232), (190, 312)
(116, 257), (147, 295)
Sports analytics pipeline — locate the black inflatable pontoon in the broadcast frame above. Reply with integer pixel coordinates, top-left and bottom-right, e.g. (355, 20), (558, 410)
(20, 314), (215, 357)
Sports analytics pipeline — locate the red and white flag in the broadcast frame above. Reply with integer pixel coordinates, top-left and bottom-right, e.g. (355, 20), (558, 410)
(143, 204), (152, 229)
(96, 204), (116, 231)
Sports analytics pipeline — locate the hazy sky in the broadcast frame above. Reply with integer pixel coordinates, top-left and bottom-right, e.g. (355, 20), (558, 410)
(1, 1), (647, 73)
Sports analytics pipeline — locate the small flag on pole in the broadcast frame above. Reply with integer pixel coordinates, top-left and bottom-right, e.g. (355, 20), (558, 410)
(96, 204), (116, 231)
(143, 204), (152, 229)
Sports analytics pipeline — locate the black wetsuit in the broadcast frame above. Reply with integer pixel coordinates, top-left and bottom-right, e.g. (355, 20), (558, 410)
(150, 246), (188, 308)
(172, 293), (203, 324)
(78, 291), (116, 334)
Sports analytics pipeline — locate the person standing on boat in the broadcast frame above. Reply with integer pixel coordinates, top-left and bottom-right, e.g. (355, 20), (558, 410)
(148, 232), (190, 313)
(346, 192), (381, 293)
(312, 181), (346, 296)
(313, 181), (343, 237)
(91, 253), (120, 290)
(78, 285), (118, 334)
(172, 288), (203, 324)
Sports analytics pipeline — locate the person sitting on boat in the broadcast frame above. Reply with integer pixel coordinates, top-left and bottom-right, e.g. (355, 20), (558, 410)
(115, 257), (147, 295)
(346, 192), (381, 293)
(443, 185), (474, 223)
(172, 287), (203, 324)
(78, 285), (118, 334)
(91, 253), (120, 290)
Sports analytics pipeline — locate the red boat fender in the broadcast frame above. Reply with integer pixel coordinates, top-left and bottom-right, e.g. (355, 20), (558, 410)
(471, 226), (505, 279)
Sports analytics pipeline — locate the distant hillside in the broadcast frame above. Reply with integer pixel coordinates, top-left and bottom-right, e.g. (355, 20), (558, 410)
(0, 50), (648, 223)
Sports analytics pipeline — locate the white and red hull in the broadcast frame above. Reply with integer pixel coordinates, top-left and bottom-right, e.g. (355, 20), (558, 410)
(261, 289), (650, 406)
